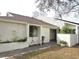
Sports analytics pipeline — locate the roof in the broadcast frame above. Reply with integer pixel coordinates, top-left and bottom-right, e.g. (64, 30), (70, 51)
(0, 12), (58, 28)
(55, 18), (79, 25)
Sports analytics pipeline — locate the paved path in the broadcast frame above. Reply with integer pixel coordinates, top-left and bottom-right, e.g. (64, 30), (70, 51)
(0, 42), (56, 58)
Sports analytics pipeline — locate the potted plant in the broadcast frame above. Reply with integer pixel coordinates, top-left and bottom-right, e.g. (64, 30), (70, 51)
(59, 40), (67, 46)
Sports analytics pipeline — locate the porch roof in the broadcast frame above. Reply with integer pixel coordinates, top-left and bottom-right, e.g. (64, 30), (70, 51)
(55, 18), (79, 25)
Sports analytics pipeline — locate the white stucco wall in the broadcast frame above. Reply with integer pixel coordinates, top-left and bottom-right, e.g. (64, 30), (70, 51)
(41, 27), (50, 43)
(0, 21), (26, 41)
(76, 25), (79, 44)
(70, 34), (78, 46)
(57, 34), (77, 47)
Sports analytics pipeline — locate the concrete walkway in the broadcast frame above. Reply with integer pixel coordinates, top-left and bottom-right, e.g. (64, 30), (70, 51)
(0, 42), (56, 58)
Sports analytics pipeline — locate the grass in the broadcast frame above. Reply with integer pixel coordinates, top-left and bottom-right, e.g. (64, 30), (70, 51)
(7, 45), (63, 59)
(7, 45), (79, 59)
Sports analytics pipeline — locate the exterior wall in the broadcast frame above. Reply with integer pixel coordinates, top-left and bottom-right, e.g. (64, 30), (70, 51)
(70, 34), (78, 46)
(57, 34), (77, 47)
(41, 27), (50, 43)
(0, 20), (51, 45)
(76, 25), (79, 43)
(0, 21), (26, 42)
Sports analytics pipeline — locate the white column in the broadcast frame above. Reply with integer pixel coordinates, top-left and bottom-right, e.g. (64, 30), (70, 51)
(40, 26), (42, 45)
(24, 23), (27, 37)
(26, 24), (30, 46)
(76, 25), (79, 44)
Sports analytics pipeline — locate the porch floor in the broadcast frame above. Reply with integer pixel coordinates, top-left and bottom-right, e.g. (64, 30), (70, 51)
(0, 42), (56, 58)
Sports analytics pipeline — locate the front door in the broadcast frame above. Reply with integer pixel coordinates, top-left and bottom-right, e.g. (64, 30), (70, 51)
(50, 29), (57, 42)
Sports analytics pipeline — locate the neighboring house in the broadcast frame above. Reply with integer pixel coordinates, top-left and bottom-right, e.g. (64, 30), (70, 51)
(0, 12), (57, 46)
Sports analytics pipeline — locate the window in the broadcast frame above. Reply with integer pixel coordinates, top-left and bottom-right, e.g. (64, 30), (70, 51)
(29, 26), (39, 37)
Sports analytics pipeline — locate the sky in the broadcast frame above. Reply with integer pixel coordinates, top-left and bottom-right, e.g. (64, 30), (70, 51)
(0, 0), (36, 16)
(0, 0), (79, 23)
(0, 0), (55, 17)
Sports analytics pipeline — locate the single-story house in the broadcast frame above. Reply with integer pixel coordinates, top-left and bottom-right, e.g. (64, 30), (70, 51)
(0, 12), (58, 52)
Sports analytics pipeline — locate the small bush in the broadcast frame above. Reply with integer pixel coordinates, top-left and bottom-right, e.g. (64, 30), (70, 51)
(0, 37), (27, 43)
(0, 40), (12, 43)
(14, 38), (27, 42)
(59, 40), (67, 44)
(58, 24), (75, 34)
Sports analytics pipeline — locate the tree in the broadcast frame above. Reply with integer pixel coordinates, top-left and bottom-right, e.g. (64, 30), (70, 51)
(35, 0), (79, 19)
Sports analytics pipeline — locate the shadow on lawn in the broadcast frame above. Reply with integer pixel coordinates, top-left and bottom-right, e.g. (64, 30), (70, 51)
(8, 45), (64, 59)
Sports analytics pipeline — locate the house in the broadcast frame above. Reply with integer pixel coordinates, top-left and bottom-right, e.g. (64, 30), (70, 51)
(34, 16), (79, 47)
(0, 12), (57, 49)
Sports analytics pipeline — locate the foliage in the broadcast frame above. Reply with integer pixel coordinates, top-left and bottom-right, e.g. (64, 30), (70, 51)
(13, 37), (27, 42)
(13, 39), (26, 42)
(0, 38), (27, 43)
(59, 24), (75, 34)
(59, 40), (67, 44)
(0, 40), (12, 43)
(36, 0), (79, 18)
(60, 24), (71, 34)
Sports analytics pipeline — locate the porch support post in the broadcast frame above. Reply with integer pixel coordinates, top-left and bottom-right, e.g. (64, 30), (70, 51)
(40, 26), (42, 45)
(76, 25), (79, 44)
(26, 24), (30, 46)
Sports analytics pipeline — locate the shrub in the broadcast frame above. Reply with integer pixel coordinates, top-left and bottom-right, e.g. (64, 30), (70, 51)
(59, 40), (67, 45)
(0, 37), (27, 43)
(0, 40), (12, 43)
(59, 24), (75, 34)
(15, 39), (27, 42)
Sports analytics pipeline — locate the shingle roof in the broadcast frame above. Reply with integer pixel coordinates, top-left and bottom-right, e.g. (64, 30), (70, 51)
(0, 12), (58, 28)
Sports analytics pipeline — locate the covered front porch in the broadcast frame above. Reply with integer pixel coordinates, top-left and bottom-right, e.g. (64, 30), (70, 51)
(27, 24), (57, 46)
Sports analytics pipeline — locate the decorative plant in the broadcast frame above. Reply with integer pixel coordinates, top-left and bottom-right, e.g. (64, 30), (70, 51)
(60, 41), (67, 44)
(0, 40), (11, 43)
(59, 40), (67, 46)
(15, 37), (27, 42)
(15, 39), (27, 42)
(60, 24), (71, 34)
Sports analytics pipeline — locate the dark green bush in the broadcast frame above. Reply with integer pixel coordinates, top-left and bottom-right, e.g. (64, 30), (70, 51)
(0, 37), (27, 43)
(59, 40), (67, 44)
(58, 24), (75, 34)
